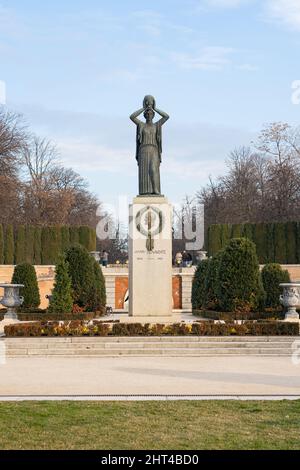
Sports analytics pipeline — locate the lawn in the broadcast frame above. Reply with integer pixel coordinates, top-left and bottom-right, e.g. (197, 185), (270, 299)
(0, 400), (299, 450)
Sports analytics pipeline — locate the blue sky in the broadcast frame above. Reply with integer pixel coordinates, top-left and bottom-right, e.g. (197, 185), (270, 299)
(1, 0), (300, 208)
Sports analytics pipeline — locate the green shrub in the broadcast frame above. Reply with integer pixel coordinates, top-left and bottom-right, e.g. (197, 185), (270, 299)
(261, 263), (291, 309)
(4, 224), (14, 264)
(64, 244), (105, 311)
(203, 252), (222, 310)
(48, 255), (73, 313)
(191, 259), (210, 310)
(11, 262), (40, 309)
(89, 259), (106, 311)
(217, 238), (265, 312)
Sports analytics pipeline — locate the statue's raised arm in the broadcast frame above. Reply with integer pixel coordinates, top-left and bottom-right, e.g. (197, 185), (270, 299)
(154, 107), (169, 126)
(130, 108), (144, 126)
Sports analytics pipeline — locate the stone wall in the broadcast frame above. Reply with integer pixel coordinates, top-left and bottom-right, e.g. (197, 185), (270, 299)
(1, 264), (300, 312)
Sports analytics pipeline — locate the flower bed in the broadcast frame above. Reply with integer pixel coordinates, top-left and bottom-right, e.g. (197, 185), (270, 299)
(4, 320), (299, 337)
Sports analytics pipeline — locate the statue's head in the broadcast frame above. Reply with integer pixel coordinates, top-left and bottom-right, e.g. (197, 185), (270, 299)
(144, 108), (155, 123)
(143, 95), (156, 110)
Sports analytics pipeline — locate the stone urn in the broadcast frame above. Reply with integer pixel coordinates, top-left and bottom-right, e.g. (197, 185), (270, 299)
(0, 284), (24, 320)
(280, 283), (300, 321)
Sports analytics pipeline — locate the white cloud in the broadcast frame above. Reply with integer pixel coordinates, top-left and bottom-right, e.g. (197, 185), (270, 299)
(171, 47), (234, 70)
(265, 0), (300, 30)
(58, 139), (133, 174)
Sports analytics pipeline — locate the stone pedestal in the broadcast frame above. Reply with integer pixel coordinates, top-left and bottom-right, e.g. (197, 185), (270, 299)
(129, 196), (176, 323)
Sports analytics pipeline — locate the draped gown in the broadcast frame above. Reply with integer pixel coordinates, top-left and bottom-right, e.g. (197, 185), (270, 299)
(137, 122), (161, 195)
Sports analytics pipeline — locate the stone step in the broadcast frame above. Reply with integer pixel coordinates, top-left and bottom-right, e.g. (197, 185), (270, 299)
(2, 336), (298, 357)
(5, 341), (295, 350)
(5, 347), (293, 357)
(3, 335), (298, 343)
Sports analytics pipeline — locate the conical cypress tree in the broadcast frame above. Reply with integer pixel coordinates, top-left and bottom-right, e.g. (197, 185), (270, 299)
(242, 223), (254, 242)
(253, 223), (268, 264)
(33, 227), (42, 265)
(69, 226), (79, 245)
(11, 262), (40, 309)
(64, 244), (95, 310)
(89, 258), (106, 311)
(191, 259), (210, 310)
(41, 226), (62, 264)
(266, 223), (275, 263)
(48, 255), (73, 313)
(89, 228), (96, 252)
(0, 224), (4, 264)
(220, 224), (230, 249)
(79, 226), (91, 250)
(204, 251), (222, 310)
(208, 225), (222, 256)
(231, 224), (242, 239)
(15, 225), (26, 264)
(4, 225), (14, 264)
(61, 226), (70, 252)
(286, 222), (297, 264)
(274, 223), (287, 264)
(25, 225), (35, 263)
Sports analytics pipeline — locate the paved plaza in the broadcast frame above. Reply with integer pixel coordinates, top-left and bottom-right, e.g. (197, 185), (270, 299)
(0, 356), (300, 398)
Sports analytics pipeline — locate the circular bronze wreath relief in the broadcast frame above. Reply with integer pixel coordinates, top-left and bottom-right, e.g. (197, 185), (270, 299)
(135, 205), (164, 237)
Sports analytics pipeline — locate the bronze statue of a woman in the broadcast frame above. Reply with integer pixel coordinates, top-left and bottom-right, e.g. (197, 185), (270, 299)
(130, 95), (169, 196)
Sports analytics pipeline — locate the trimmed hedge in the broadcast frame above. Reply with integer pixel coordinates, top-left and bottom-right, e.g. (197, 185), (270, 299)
(4, 320), (299, 337)
(207, 221), (300, 263)
(0, 224), (96, 265)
